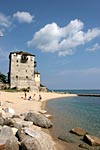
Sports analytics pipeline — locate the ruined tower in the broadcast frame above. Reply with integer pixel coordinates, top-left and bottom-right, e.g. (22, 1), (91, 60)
(8, 51), (39, 91)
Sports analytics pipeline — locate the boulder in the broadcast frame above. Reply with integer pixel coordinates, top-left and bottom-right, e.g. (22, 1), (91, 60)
(44, 114), (53, 119)
(0, 117), (5, 125)
(70, 127), (87, 136)
(0, 108), (5, 116)
(0, 125), (2, 131)
(58, 135), (73, 143)
(3, 112), (14, 118)
(79, 143), (91, 150)
(11, 127), (18, 136)
(24, 112), (53, 128)
(0, 140), (5, 150)
(12, 118), (33, 129)
(38, 110), (47, 114)
(1, 114), (17, 127)
(84, 134), (100, 146)
(1, 107), (16, 118)
(3, 107), (15, 114)
(12, 114), (20, 119)
(4, 117), (14, 127)
(0, 125), (19, 150)
(17, 127), (56, 150)
(0, 112), (2, 117)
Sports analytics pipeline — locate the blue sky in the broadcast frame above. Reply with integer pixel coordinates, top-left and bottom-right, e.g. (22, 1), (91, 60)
(0, 0), (100, 89)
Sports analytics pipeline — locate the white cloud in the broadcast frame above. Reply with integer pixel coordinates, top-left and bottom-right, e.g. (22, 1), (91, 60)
(13, 11), (34, 23)
(27, 19), (100, 56)
(58, 49), (74, 56)
(0, 11), (34, 36)
(86, 43), (100, 52)
(0, 30), (4, 37)
(0, 13), (13, 36)
(0, 13), (12, 28)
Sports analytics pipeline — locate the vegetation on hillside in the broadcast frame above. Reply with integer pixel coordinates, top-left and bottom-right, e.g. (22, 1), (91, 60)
(0, 72), (7, 83)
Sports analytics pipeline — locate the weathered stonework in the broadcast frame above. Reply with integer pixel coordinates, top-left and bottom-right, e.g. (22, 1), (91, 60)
(9, 51), (39, 91)
(34, 71), (40, 87)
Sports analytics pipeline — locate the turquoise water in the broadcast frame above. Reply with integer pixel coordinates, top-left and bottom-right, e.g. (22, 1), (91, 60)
(46, 94), (100, 139)
(53, 89), (100, 94)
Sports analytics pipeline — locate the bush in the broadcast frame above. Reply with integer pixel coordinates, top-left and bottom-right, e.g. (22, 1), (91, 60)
(0, 73), (7, 83)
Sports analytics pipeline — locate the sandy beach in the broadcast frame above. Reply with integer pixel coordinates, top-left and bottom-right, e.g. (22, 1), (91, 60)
(0, 91), (77, 114)
(0, 91), (77, 149)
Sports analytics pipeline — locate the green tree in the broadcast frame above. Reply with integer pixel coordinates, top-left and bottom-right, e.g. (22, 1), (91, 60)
(0, 73), (7, 83)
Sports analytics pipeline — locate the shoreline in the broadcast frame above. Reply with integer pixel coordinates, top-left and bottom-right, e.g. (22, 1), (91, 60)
(0, 91), (77, 149)
(43, 92), (100, 150)
(41, 92), (79, 150)
(0, 91), (77, 113)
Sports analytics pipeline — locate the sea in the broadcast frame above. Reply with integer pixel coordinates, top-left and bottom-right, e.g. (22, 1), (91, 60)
(45, 89), (100, 141)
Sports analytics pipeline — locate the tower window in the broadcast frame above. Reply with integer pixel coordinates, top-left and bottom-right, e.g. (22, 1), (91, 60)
(30, 57), (33, 61)
(26, 76), (28, 78)
(16, 60), (18, 63)
(16, 75), (18, 78)
(21, 55), (28, 63)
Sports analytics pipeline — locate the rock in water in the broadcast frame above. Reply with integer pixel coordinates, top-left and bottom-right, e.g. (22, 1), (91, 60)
(79, 143), (92, 150)
(70, 127), (87, 136)
(24, 112), (53, 128)
(84, 134), (100, 146)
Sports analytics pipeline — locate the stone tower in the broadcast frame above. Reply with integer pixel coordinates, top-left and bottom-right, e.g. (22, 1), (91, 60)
(8, 51), (39, 91)
(34, 71), (40, 87)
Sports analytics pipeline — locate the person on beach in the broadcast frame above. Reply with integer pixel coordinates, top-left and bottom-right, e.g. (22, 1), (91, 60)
(24, 92), (27, 100)
(39, 94), (42, 101)
(28, 96), (32, 101)
(33, 94), (36, 100)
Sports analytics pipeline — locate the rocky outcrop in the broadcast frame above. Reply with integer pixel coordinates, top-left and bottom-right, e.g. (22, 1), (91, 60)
(0, 106), (56, 150)
(0, 125), (19, 150)
(70, 127), (87, 136)
(4, 117), (15, 126)
(79, 143), (100, 150)
(84, 134), (100, 146)
(24, 112), (53, 128)
(16, 127), (56, 150)
(12, 118), (33, 129)
(0, 119), (56, 150)
(0, 141), (5, 150)
(0, 117), (5, 125)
